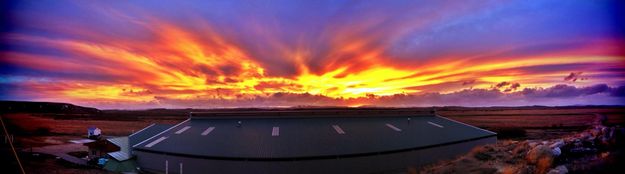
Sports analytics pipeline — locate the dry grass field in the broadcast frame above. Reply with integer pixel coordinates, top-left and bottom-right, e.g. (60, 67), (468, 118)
(4, 113), (182, 137)
(3, 107), (624, 143)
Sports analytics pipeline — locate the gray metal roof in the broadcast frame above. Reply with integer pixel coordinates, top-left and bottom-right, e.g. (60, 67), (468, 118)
(129, 124), (172, 147)
(133, 115), (495, 160)
(105, 123), (171, 161)
(107, 137), (130, 161)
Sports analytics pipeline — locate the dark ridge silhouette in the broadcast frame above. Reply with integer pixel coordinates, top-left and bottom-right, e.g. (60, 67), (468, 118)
(0, 101), (101, 114)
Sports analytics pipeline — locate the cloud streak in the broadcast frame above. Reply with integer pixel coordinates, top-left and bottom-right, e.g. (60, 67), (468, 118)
(122, 84), (624, 109)
(1, 0), (624, 108)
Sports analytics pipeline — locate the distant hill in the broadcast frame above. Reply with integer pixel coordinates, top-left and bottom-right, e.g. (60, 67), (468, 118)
(0, 101), (101, 114)
(1, 100), (622, 116)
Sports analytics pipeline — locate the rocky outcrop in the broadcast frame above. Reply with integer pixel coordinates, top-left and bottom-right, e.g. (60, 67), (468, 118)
(420, 114), (624, 174)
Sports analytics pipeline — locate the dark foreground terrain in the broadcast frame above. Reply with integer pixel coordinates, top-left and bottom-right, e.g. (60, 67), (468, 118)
(1, 101), (623, 173)
(421, 114), (624, 174)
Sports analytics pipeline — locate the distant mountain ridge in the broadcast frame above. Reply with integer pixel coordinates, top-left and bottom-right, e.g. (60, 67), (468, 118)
(1, 100), (623, 116)
(0, 101), (101, 114)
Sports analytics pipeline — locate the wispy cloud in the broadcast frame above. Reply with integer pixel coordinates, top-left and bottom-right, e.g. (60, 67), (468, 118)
(1, 0), (624, 108)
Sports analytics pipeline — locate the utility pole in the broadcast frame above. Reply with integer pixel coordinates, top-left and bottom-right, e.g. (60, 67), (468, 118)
(1, 115), (26, 174)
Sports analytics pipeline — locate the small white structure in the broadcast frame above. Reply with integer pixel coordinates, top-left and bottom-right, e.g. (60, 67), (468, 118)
(88, 126), (102, 139)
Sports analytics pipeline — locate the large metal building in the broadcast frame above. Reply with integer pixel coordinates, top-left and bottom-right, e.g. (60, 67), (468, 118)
(132, 110), (496, 174)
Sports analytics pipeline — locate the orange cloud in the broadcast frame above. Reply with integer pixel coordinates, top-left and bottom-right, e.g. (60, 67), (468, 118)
(2, 6), (624, 109)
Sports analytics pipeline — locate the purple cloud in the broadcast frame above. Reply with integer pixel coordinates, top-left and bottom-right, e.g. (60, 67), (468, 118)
(139, 84), (624, 109)
(564, 72), (587, 82)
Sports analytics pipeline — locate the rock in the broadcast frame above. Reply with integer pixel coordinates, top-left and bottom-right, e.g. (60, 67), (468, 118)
(547, 165), (568, 174)
(550, 139), (564, 148)
(526, 145), (554, 164)
(551, 147), (561, 156)
(525, 145), (555, 174)
(536, 156), (554, 174)
(528, 141), (538, 148)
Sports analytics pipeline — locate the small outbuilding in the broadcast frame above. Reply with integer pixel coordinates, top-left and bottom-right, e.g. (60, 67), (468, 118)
(101, 124), (171, 173)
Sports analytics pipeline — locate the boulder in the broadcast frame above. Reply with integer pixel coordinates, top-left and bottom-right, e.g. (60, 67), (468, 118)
(550, 139), (564, 148)
(547, 165), (568, 174)
(526, 145), (554, 164)
(551, 147), (561, 156)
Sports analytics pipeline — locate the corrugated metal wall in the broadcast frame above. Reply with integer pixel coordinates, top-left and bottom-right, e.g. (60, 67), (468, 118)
(135, 137), (495, 174)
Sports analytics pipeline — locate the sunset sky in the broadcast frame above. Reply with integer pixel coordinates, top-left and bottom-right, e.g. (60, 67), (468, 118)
(1, 0), (624, 109)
